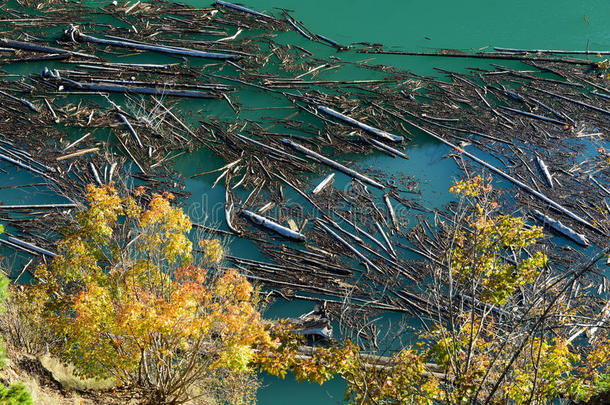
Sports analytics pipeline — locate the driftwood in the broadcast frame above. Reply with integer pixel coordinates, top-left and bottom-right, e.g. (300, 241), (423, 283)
(531, 209), (589, 246)
(317, 106), (404, 143)
(400, 118), (596, 230)
(0, 37), (97, 59)
(536, 156), (554, 188)
(215, 0), (272, 19)
(312, 173), (334, 194)
(42, 68), (218, 98)
(65, 25), (242, 60)
(7, 236), (56, 257)
(118, 113), (144, 148)
(241, 209), (305, 241)
(282, 139), (384, 189)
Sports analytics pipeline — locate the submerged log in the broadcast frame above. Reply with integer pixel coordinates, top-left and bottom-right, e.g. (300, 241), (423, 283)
(65, 25), (242, 60)
(282, 139), (384, 189)
(532, 209), (589, 246)
(317, 105), (403, 142)
(241, 209), (305, 241)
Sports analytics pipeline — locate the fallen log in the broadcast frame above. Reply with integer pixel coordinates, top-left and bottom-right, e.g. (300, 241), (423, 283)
(241, 209), (305, 241)
(282, 139), (384, 189)
(215, 0), (272, 19)
(312, 173), (334, 194)
(317, 105), (403, 142)
(42, 68), (217, 98)
(0, 37), (97, 59)
(7, 236), (56, 257)
(65, 25), (242, 60)
(535, 156), (554, 188)
(118, 113), (144, 148)
(397, 116), (597, 231)
(531, 209), (589, 246)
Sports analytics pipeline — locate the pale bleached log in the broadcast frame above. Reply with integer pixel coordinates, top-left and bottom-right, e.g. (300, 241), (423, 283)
(532, 209), (589, 246)
(282, 139), (384, 189)
(536, 156), (553, 188)
(317, 105), (403, 142)
(7, 236), (56, 257)
(241, 209), (305, 241)
(312, 173), (335, 194)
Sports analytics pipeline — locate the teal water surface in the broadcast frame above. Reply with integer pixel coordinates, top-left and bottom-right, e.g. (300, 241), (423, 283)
(1, 0), (609, 403)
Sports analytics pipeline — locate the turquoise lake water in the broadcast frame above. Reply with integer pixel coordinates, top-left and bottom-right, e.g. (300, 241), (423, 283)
(1, 0), (609, 403)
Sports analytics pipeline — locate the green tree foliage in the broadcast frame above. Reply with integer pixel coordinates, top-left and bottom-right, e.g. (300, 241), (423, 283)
(0, 224), (33, 405)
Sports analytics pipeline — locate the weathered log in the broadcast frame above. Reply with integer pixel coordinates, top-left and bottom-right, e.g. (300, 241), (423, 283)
(312, 173), (334, 194)
(498, 106), (567, 126)
(7, 236), (56, 257)
(241, 209), (305, 241)
(375, 222), (397, 258)
(384, 194), (400, 231)
(65, 25), (242, 60)
(535, 156), (554, 188)
(398, 117), (596, 230)
(0, 90), (38, 113)
(56, 147), (99, 161)
(234, 133), (307, 163)
(0, 203), (76, 210)
(0, 37), (97, 59)
(532, 209), (589, 246)
(42, 68), (217, 98)
(363, 137), (409, 159)
(494, 47), (610, 55)
(282, 139), (384, 189)
(118, 113), (144, 148)
(215, 0), (272, 18)
(317, 106), (403, 142)
(316, 220), (383, 273)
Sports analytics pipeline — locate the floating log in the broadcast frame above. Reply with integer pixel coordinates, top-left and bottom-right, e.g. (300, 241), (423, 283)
(535, 156), (554, 188)
(384, 194), (400, 231)
(398, 117), (596, 230)
(0, 203), (76, 210)
(312, 173), (335, 194)
(118, 113), (144, 148)
(42, 68), (217, 98)
(375, 222), (397, 258)
(316, 220), (383, 274)
(56, 147), (99, 161)
(215, 0), (272, 19)
(89, 162), (102, 185)
(0, 152), (46, 176)
(494, 47), (610, 55)
(363, 137), (409, 159)
(65, 25), (242, 60)
(282, 139), (384, 189)
(589, 175), (610, 196)
(530, 86), (610, 116)
(0, 37), (97, 59)
(0, 238), (39, 256)
(532, 209), (589, 246)
(241, 209), (305, 241)
(0, 90), (38, 113)
(7, 236), (56, 257)
(317, 105), (403, 142)
(234, 133), (307, 163)
(497, 106), (567, 126)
